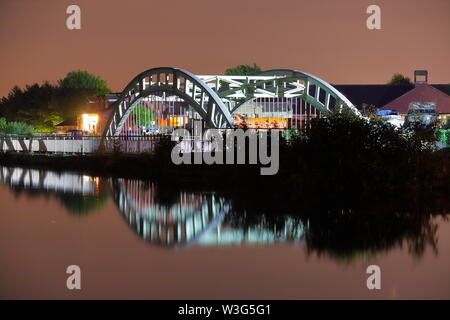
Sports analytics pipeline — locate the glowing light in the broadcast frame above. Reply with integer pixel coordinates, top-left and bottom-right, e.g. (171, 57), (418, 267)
(81, 113), (99, 133)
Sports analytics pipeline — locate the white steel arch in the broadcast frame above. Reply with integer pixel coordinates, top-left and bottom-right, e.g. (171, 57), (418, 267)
(104, 67), (236, 137)
(197, 69), (359, 115)
(103, 67), (359, 137)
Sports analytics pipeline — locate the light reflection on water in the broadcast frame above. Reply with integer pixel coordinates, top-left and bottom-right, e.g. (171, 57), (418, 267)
(112, 178), (305, 247)
(0, 165), (449, 299)
(0, 166), (305, 248)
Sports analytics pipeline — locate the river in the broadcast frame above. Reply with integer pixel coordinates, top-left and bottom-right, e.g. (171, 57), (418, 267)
(0, 166), (449, 299)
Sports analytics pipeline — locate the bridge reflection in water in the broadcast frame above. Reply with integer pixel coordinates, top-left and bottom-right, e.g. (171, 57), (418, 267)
(0, 166), (304, 247)
(0, 165), (99, 196)
(111, 178), (304, 247)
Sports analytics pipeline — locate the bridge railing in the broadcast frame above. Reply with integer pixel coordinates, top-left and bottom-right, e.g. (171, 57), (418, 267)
(1, 128), (299, 155)
(0, 134), (163, 154)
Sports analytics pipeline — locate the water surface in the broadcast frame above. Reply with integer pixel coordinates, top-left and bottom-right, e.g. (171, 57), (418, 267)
(0, 166), (449, 299)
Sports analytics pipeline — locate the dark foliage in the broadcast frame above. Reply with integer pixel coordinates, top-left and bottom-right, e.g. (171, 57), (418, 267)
(278, 110), (448, 202)
(388, 73), (413, 85)
(225, 63), (262, 76)
(0, 71), (110, 132)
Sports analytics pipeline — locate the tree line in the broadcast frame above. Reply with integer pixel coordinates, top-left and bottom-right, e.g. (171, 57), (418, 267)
(0, 70), (111, 133)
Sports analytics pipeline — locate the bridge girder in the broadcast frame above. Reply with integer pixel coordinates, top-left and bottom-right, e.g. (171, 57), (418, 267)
(103, 67), (359, 137)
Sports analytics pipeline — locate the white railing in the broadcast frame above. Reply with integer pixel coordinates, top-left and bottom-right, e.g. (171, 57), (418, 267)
(0, 134), (245, 154)
(0, 135), (161, 154)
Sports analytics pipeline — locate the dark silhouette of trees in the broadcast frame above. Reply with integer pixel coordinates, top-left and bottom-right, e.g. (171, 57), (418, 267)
(225, 63), (262, 76)
(388, 73), (413, 85)
(0, 70), (111, 132)
(280, 109), (445, 201)
(58, 70), (111, 96)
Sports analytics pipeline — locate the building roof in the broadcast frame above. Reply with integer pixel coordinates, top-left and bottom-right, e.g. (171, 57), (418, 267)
(56, 117), (77, 127)
(333, 84), (450, 109)
(432, 84), (450, 96)
(380, 84), (450, 114)
(333, 84), (413, 108)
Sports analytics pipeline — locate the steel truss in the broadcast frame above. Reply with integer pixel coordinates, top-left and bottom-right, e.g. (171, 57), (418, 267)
(104, 67), (358, 137)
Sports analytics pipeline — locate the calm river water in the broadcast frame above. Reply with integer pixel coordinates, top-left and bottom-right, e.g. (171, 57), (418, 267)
(0, 165), (449, 299)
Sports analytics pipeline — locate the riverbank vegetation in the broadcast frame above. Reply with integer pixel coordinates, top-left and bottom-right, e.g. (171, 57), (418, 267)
(278, 111), (448, 201)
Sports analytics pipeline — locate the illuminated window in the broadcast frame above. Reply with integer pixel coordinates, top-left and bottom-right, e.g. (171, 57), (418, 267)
(81, 114), (99, 133)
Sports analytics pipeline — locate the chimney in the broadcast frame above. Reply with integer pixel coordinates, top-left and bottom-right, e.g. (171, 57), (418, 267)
(414, 70), (428, 86)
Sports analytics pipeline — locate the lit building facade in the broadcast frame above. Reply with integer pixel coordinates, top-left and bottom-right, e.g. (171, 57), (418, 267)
(56, 112), (103, 135)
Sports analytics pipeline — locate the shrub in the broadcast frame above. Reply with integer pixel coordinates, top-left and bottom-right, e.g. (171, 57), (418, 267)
(282, 109), (441, 199)
(0, 117), (34, 136)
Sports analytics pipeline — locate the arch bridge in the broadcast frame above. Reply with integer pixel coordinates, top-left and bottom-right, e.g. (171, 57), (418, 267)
(104, 67), (358, 137)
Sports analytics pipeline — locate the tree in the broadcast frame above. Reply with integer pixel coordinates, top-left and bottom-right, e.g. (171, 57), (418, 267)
(0, 118), (7, 133)
(131, 104), (156, 127)
(0, 70), (112, 132)
(225, 63), (262, 76)
(0, 117), (34, 136)
(388, 73), (412, 85)
(58, 70), (111, 96)
(0, 82), (62, 132)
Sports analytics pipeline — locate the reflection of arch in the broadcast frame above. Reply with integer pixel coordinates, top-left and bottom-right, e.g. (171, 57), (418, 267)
(229, 69), (359, 115)
(104, 67), (236, 137)
(110, 178), (231, 248)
